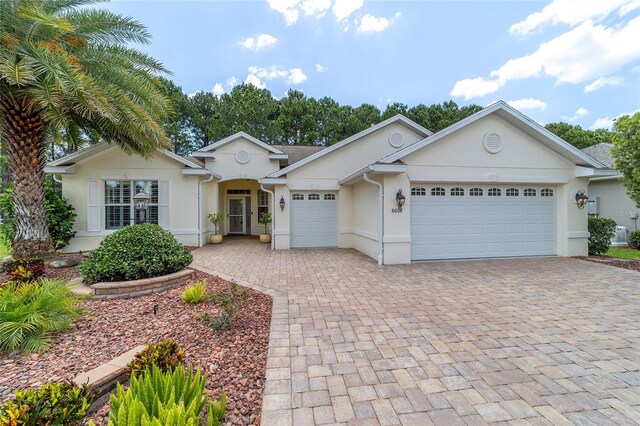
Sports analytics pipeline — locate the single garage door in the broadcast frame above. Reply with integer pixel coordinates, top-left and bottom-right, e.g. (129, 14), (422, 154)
(290, 192), (338, 248)
(411, 184), (556, 260)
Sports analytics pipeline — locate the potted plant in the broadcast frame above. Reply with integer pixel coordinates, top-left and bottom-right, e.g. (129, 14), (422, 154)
(258, 212), (272, 244)
(208, 213), (224, 244)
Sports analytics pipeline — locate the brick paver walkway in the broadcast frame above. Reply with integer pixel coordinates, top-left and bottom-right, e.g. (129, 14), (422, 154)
(192, 238), (640, 425)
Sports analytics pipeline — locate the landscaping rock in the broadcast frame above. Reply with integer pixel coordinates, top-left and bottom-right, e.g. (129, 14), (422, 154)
(48, 257), (80, 268)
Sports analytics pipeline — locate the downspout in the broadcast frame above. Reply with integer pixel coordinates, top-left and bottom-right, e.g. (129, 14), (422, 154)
(198, 173), (215, 247)
(363, 171), (384, 266)
(260, 183), (275, 250)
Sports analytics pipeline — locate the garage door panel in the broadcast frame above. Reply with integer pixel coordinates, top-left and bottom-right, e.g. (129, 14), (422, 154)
(291, 193), (338, 248)
(411, 185), (556, 260)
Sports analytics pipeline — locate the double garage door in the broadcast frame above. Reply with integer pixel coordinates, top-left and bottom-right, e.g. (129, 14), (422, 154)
(411, 184), (557, 260)
(290, 192), (338, 248)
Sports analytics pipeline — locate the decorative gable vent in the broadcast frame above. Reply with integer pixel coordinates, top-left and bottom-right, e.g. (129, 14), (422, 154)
(389, 132), (404, 148)
(483, 132), (503, 154)
(235, 150), (250, 164)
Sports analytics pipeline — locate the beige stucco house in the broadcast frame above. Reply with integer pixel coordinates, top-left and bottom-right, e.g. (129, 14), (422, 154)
(46, 101), (613, 264)
(582, 143), (639, 234)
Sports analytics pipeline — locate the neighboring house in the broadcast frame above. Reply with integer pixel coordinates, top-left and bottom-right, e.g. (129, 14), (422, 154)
(46, 101), (613, 264)
(582, 143), (640, 232)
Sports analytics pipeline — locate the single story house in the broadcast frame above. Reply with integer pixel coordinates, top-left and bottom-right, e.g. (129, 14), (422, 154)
(46, 101), (614, 264)
(582, 143), (640, 233)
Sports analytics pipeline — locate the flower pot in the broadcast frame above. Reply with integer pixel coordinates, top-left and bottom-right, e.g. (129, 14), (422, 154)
(210, 234), (223, 244)
(259, 234), (272, 244)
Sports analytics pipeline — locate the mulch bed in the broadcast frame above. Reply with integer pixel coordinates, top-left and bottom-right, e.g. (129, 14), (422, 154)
(579, 255), (640, 273)
(0, 269), (272, 425)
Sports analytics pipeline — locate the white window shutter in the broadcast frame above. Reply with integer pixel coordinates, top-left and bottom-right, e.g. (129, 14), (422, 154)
(158, 180), (170, 229)
(87, 179), (100, 232)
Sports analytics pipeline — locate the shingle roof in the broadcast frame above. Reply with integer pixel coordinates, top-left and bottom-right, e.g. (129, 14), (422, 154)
(581, 143), (614, 168)
(271, 145), (326, 166)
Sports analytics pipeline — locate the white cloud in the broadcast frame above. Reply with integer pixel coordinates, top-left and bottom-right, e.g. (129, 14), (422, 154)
(584, 76), (624, 92)
(315, 64), (327, 72)
(226, 76), (238, 87)
(212, 83), (225, 96)
(450, 77), (502, 100)
(333, 0), (363, 20)
(509, 0), (629, 36)
(590, 109), (639, 129)
(246, 65), (307, 86)
(507, 98), (548, 111)
(267, 0), (301, 25)
(239, 34), (278, 51)
(452, 15), (640, 99)
(244, 74), (267, 89)
(301, 0), (331, 17)
(357, 12), (400, 34)
(565, 107), (590, 122)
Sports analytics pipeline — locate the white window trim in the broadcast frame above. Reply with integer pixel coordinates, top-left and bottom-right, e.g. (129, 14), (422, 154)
(103, 179), (160, 231)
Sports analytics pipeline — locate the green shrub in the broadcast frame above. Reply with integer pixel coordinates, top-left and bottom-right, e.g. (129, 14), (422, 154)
(0, 181), (77, 251)
(109, 364), (226, 426)
(588, 217), (617, 255)
(630, 230), (640, 249)
(181, 280), (209, 304)
(78, 224), (193, 283)
(0, 231), (11, 258)
(0, 279), (83, 354)
(3, 257), (45, 283)
(126, 339), (185, 378)
(0, 380), (95, 425)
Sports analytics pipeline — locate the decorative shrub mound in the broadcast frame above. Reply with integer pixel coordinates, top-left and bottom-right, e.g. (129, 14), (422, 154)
(588, 217), (617, 255)
(0, 279), (83, 354)
(0, 380), (95, 425)
(78, 224), (192, 283)
(630, 230), (640, 249)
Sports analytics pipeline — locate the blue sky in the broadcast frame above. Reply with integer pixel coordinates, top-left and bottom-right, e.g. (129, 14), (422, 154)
(106, 0), (640, 130)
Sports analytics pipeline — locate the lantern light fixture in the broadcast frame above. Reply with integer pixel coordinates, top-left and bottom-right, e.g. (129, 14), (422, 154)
(575, 190), (589, 209)
(279, 196), (286, 211)
(395, 189), (406, 211)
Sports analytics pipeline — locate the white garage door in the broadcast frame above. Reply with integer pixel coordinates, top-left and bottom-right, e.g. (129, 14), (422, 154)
(411, 185), (556, 260)
(290, 192), (338, 248)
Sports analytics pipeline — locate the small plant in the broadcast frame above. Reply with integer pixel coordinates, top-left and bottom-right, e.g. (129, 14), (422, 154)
(109, 364), (226, 426)
(0, 231), (11, 258)
(181, 280), (209, 304)
(0, 380), (96, 425)
(588, 217), (617, 255)
(630, 230), (640, 249)
(201, 282), (249, 332)
(78, 224), (192, 283)
(126, 339), (185, 378)
(258, 212), (272, 234)
(208, 213), (224, 235)
(3, 257), (45, 283)
(0, 279), (83, 354)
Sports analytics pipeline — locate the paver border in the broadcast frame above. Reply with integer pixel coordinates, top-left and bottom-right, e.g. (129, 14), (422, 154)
(191, 264), (293, 426)
(90, 269), (196, 299)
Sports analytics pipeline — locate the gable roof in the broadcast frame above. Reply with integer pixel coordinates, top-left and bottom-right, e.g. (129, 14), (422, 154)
(268, 114), (433, 178)
(47, 142), (205, 170)
(271, 145), (326, 165)
(581, 143), (614, 168)
(195, 131), (285, 155)
(380, 101), (605, 168)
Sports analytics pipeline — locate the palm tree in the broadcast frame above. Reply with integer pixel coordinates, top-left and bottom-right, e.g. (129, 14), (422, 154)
(0, 0), (171, 257)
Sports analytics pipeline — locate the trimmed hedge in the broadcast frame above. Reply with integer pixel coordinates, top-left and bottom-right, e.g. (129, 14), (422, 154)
(78, 224), (192, 283)
(587, 217), (617, 255)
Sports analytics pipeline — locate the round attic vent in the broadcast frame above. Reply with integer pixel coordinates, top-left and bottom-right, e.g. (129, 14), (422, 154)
(235, 150), (250, 164)
(389, 132), (404, 148)
(483, 132), (503, 154)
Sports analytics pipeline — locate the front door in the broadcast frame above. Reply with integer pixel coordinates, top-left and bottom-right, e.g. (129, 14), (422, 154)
(228, 198), (245, 234)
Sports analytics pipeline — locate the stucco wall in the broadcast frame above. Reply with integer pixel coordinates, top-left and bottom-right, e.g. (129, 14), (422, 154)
(61, 146), (200, 251)
(588, 178), (640, 232)
(204, 137), (280, 180)
(349, 181), (380, 260)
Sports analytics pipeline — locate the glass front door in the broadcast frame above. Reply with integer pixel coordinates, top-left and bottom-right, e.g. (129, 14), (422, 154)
(228, 198), (245, 234)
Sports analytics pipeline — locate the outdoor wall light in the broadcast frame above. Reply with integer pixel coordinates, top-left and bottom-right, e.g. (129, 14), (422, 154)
(279, 196), (286, 211)
(575, 190), (589, 209)
(133, 189), (151, 223)
(395, 189), (406, 210)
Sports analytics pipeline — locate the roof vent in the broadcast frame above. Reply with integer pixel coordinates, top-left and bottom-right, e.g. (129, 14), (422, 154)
(389, 132), (404, 148)
(235, 150), (250, 164)
(484, 132), (503, 154)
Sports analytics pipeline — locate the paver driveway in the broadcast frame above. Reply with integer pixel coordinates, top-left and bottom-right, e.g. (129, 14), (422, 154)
(192, 238), (640, 426)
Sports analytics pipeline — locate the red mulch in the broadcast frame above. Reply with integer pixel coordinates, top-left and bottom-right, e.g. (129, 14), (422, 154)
(0, 269), (272, 425)
(579, 255), (640, 273)
(0, 253), (84, 283)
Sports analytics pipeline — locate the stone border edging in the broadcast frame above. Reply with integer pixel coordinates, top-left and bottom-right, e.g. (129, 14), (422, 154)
(190, 264), (293, 426)
(90, 269), (195, 299)
(73, 345), (145, 412)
